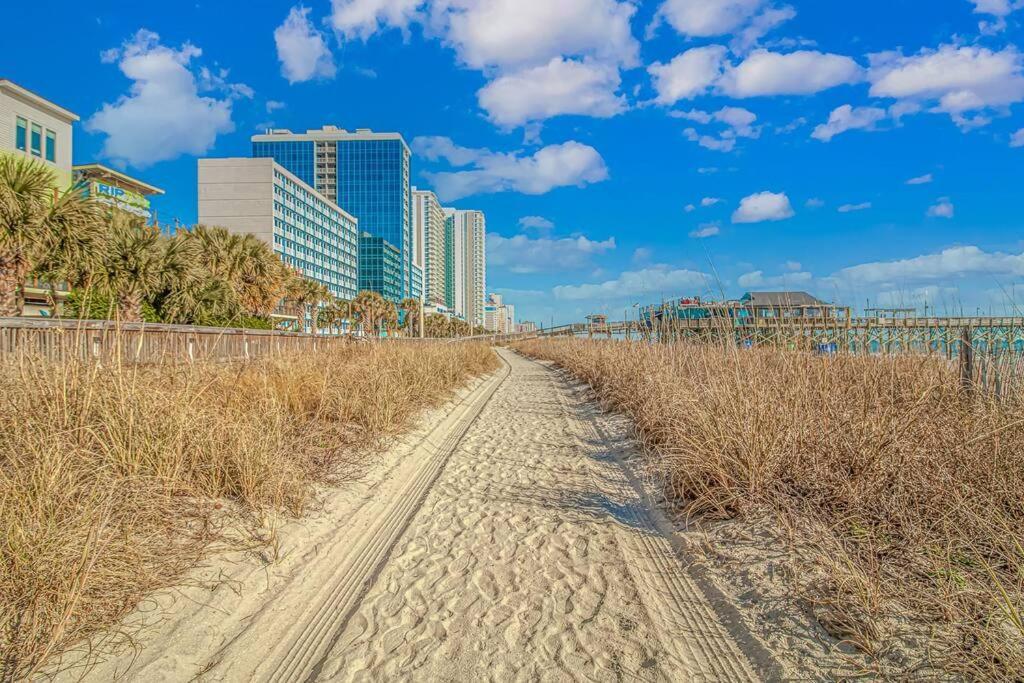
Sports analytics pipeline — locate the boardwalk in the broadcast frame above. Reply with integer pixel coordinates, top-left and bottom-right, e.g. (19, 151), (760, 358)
(66, 349), (776, 682)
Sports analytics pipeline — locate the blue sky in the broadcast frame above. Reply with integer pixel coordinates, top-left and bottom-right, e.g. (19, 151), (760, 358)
(5, 0), (1024, 324)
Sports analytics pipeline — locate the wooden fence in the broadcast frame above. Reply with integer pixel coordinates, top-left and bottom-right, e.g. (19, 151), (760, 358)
(0, 318), (371, 364)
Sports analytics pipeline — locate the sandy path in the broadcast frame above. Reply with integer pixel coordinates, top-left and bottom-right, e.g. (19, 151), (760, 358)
(64, 348), (772, 682)
(315, 349), (766, 682)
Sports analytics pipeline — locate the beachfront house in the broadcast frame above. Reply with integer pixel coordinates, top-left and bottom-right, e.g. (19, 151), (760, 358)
(738, 291), (846, 319)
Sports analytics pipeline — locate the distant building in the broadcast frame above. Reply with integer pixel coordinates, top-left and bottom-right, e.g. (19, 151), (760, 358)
(0, 79), (77, 187)
(413, 188), (447, 308)
(252, 126), (412, 302)
(73, 164), (164, 221)
(444, 213), (457, 312)
(517, 321), (538, 334)
(484, 293), (516, 333)
(358, 233), (402, 304)
(449, 209), (486, 327)
(197, 157), (359, 301)
(739, 291), (845, 319)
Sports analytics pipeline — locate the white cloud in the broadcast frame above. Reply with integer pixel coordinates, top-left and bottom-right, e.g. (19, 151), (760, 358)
(838, 201), (872, 213)
(927, 197), (955, 218)
(732, 191), (795, 223)
(519, 215), (555, 231)
(266, 100), (286, 112)
(731, 5), (796, 53)
(434, 0), (640, 70)
(675, 106), (759, 151)
(738, 269), (812, 287)
(553, 266), (710, 300)
(87, 30), (237, 169)
(811, 104), (887, 142)
(968, 0), (1024, 33)
(690, 223), (721, 238)
(697, 166), (720, 174)
(487, 232), (615, 273)
(701, 196), (722, 207)
(1011, 128), (1024, 147)
(907, 173), (934, 184)
(329, 0), (422, 40)
(684, 204), (697, 212)
(477, 57), (626, 127)
(632, 247), (653, 263)
(805, 198), (825, 208)
(784, 260), (802, 271)
(969, 0), (1022, 16)
(831, 245), (1024, 286)
(719, 49), (863, 97)
(684, 128), (737, 152)
(413, 136), (609, 201)
(868, 45), (1024, 125)
(775, 116), (806, 133)
(275, 6), (336, 84)
(648, 46), (728, 105)
(647, 0), (795, 52)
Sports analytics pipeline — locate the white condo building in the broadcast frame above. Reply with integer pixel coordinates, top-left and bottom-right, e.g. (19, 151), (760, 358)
(449, 209), (486, 327)
(197, 157), (359, 301)
(413, 187), (446, 307)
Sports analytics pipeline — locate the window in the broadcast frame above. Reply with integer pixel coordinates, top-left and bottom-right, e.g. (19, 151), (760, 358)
(30, 124), (42, 157)
(45, 130), (56, 163)
(15, 117), (27, 151)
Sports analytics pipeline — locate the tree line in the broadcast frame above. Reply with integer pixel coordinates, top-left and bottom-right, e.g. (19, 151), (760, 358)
(1, 155), (488, 337)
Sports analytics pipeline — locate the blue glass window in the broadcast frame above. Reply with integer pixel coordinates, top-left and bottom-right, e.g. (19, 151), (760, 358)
(30, 123), (42, 157)
(45, 130), (56, 163)
(15, 117), (27, 151)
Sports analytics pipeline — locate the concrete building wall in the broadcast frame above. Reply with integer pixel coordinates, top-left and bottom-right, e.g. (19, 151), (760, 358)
(0, 80), (77, 187)
(198, 157), (276, 245)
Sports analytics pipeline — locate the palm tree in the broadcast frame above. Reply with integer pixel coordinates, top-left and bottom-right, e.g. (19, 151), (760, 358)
(93, 214), (196, 322)
(317, 297), (353, 335)
(0, 155), (103, 316)
(284, 272), (331, 335)
(400, 297), (422, 337)
(181, 225), (286, 317)
(352, 290), (391, 337)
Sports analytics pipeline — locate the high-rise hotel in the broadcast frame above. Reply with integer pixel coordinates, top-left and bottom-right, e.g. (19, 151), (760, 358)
(412, 187), (446, 311)
(444, 209), (487, 327)
(252, 127), (414, 304)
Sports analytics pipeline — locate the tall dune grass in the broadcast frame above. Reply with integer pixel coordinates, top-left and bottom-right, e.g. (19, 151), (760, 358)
(515, 338), (1023, 680)
(0, 341), (497, 680)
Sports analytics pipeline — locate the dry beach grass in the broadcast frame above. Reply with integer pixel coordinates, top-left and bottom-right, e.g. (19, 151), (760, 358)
(514, 338), (1024, 680)
(0, 340), (497, 680)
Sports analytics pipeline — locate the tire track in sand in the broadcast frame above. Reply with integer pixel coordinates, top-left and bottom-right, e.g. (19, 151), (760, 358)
(551, 357), (777, 682)
(203, 356), (511, 682)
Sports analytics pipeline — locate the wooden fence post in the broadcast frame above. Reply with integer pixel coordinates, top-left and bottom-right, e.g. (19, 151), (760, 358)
(960, 326), (974, 395)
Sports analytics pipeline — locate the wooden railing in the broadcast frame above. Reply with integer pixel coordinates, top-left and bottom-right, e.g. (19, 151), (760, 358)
(0, 318), (367, 363)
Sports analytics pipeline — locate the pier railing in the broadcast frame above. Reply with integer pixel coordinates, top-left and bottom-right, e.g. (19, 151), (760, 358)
(523, 315), (1024, 401)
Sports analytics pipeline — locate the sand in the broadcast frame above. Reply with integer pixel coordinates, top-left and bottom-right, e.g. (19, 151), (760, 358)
(59, 349), (782, 682)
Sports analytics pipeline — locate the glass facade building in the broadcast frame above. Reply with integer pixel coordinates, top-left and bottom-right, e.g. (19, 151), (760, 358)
(253, 141), (315, 188)
(252, 128), (412, 304)
(358, 233), (402, 304)
(444, 214), (455, 311)
(411, 263), (423, 302)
